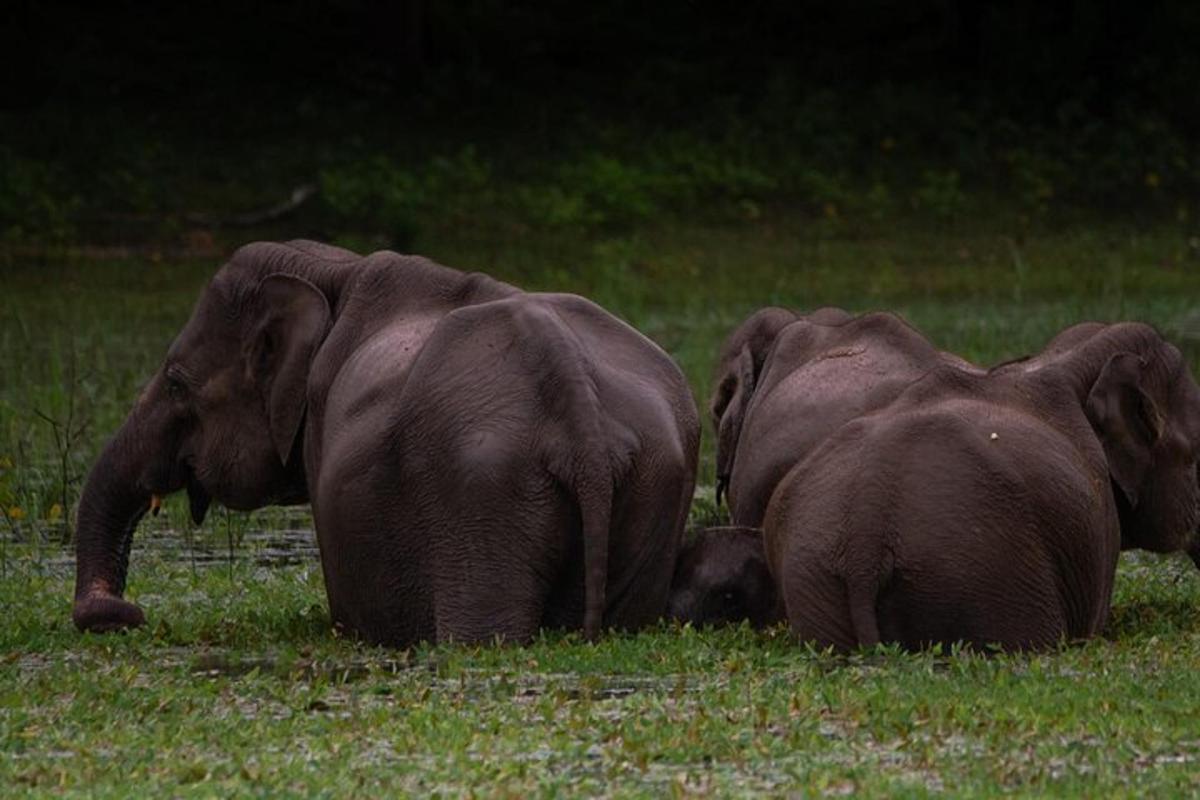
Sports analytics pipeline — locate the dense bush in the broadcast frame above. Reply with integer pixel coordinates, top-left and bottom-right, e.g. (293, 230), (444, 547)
(4, 2), (1198, 244)
(0, 148), (78, 243)
(4, 97), (1197, 247)
(4, 81), (1199, 246)
(307, 94), (1199, 245)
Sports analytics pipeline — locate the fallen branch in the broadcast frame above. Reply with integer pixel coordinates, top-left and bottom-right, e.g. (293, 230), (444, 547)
(183, 183), (319, 226)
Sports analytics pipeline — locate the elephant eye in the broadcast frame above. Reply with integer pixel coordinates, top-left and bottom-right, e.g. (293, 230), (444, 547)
(165, 373), (188, 400)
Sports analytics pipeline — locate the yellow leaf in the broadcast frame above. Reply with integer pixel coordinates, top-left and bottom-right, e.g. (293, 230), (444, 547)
(47, 504), (63, 522)
(7, 506), (24, 521)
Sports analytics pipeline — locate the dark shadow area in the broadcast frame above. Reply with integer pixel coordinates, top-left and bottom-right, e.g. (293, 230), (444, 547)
(2, 1), (1198, 247)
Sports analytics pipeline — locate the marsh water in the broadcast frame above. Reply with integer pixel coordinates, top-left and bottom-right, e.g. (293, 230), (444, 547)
(0, 505), (320, 577)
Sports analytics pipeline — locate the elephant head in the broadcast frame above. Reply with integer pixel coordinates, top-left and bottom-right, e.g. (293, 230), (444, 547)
(1033, 323), (1200, 564)
(667, 526), (781, 628)
(72, 243), (351, 632)
(711, 306), (851, 503)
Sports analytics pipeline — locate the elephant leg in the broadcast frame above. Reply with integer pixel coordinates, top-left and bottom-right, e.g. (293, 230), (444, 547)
(780, 555), (863, 652)
(431, 528), (553, 645)
(601, 458), (692, 631)
(313, 470), (437, 648)
(876, 559), (1071, 651)
(429, 480), (568, 645)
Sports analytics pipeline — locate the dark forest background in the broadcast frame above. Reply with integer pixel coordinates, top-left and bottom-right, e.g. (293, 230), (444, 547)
(3, 1), (1199, 247)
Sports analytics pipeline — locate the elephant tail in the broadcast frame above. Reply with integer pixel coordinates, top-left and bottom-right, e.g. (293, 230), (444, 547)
(576, 465), (614, 640)
(846, 578), (882, 648)
(502, 297), (617, 640)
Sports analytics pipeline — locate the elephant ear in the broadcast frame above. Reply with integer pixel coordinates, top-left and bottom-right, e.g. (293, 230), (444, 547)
(715, 344), (758, 502)
(249, 274), (331, 465)
(1085, 352), (1164, 507)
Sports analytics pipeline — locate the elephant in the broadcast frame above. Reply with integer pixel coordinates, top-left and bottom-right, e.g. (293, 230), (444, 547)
(666, 526), (781, 628)
(712, 307), (979, 527)
(765, 322), (1200, 651)
(1012, 321), (1200, 565)
(72, 240), (700, 646)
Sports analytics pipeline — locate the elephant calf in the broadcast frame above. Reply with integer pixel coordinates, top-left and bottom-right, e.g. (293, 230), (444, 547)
(72, 240), (699, 646)
(766, 322), (1200, 651)
(667, 526), (781, 628)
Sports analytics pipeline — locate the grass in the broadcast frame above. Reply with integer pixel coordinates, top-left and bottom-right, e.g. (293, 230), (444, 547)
(3, 214), (1200, 795)
(2, 548), (1199, 796)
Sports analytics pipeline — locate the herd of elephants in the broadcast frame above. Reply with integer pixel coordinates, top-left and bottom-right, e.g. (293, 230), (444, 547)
(70, 240), (1200, 652)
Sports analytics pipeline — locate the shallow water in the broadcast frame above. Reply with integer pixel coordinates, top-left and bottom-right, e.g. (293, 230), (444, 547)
(1, 514), (320, 577)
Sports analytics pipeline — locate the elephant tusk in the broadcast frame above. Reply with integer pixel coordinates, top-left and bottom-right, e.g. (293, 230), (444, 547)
(149, 494), (162, 517)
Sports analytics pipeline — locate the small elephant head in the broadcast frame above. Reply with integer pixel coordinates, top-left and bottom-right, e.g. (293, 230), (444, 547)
(667, 526), (782, 628)
(711, 307), (851, 503)
(1070, 324), (1200, 560)
(72, 243), (351, 633)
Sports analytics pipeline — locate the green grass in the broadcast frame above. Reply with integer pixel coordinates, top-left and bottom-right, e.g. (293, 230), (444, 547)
(3, 216), (1200, 795)
(2, 548), (1199, 796)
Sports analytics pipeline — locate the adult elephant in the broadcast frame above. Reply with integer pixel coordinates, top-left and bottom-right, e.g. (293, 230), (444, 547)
(711, 307), (978, 526)
(671, 308), (975, 628)
(72, 241), (700, 646)
(766, 323), (1200, 651)
(1011, 321), (1200, 565)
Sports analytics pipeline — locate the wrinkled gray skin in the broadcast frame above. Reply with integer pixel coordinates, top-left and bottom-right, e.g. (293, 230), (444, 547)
(72, 241), (700, 646)
(712, 307), (979, 526)
(1015, 321), (1200, 564)
(666, 526), (781, 628)
(767, 323), (1200, 652)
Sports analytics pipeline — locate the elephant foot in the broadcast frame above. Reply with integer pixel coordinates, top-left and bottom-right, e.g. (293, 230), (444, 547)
(73, 591), (146, 633)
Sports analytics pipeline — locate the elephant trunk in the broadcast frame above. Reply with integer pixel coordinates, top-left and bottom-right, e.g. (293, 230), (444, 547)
(714, 408), (741, 508)
(714, 344), (757, 509)
(72, 417), (152, 632)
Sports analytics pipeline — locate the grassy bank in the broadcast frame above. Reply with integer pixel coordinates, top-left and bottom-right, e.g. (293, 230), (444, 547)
(3, 217), (1200, 795)
(4, 218), (1199, 496)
